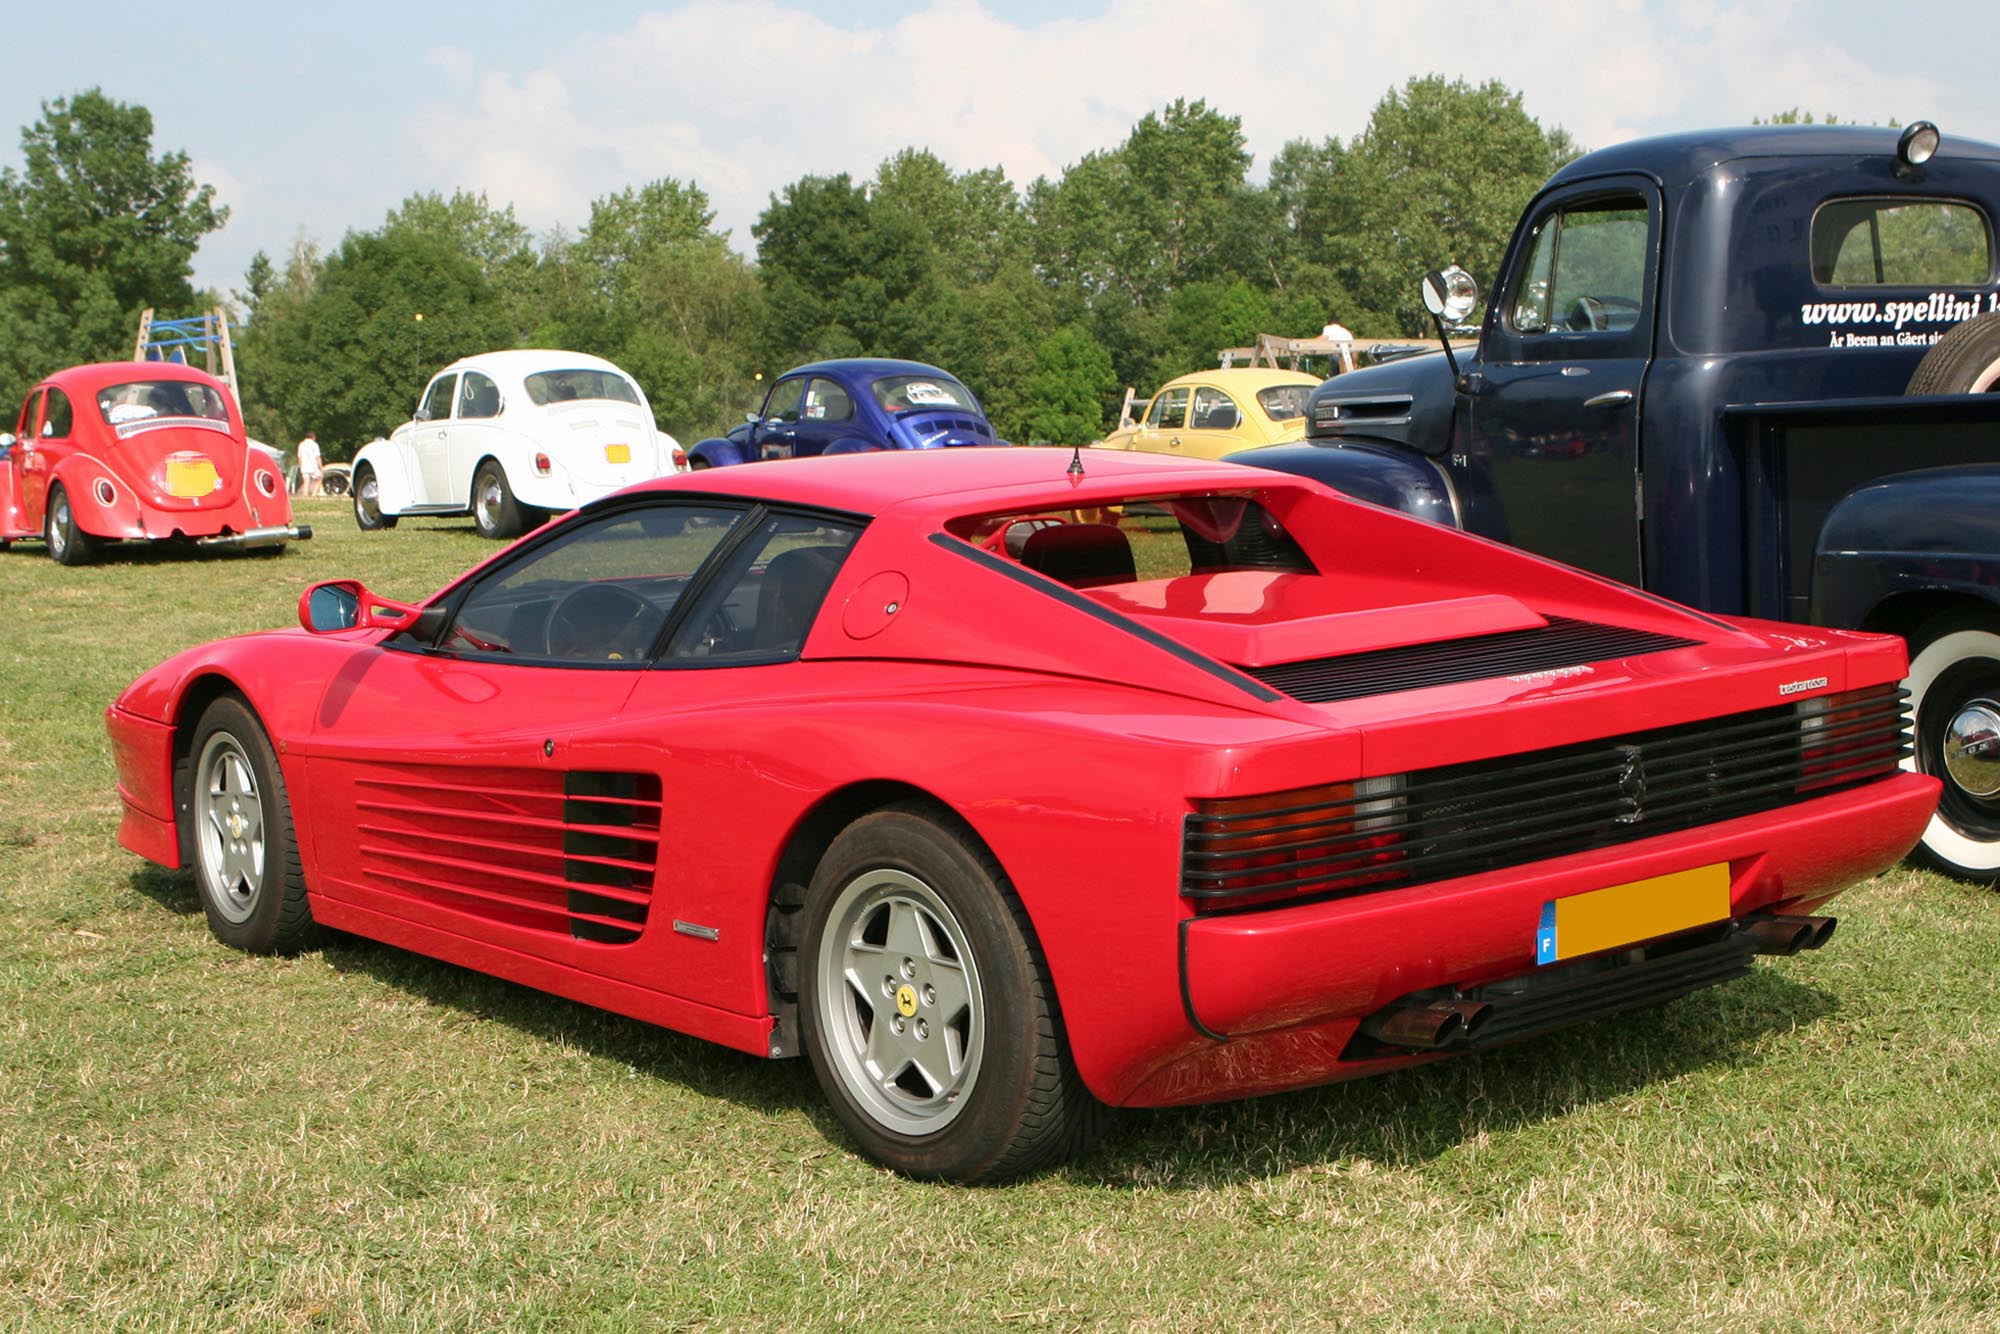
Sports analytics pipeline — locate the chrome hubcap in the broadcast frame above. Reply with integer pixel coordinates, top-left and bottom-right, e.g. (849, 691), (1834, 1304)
(1944, 700), (2000, 797)
(818, 869), (981, 1134)
(194, 731), (265, 923)
(477, 480), (501, 527)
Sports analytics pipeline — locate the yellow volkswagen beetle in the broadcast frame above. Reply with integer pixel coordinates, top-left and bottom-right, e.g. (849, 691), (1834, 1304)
(1096, 368), (1321, 460)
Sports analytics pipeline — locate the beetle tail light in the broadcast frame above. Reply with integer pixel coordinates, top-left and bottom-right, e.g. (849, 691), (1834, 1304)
(672, 446), (688, 472)
(534, 452), (552, 476)
(255, 470), (278, 497)
(94, 478), (117, 506)
(1183, 777), (1407, 911)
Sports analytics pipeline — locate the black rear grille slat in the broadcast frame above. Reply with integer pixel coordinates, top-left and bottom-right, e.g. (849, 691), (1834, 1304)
(1185, 686), (1912, 910)
(1244, 616), (1701, 703)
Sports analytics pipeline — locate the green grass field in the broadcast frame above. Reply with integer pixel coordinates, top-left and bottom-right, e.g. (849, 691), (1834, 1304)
(2, 498), (1997, 1329)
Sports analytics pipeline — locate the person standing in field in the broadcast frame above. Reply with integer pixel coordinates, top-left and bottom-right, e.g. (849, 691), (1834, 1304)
(296, 431), (323, 497)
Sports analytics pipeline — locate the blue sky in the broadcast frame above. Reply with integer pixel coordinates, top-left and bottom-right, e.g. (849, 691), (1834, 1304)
(7, 0), (1996, 296)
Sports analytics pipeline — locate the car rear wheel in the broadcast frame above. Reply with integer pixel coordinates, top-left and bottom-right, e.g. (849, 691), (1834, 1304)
(1906, 610), (2000, 882)
(185, 696), (319, 953)
(1908, 310), (2000, 394)
(472, 460), (524, 540)
(798, 804), (1108, 1181)
(45, 484), (96, 566)
(352, 465), (396, 530)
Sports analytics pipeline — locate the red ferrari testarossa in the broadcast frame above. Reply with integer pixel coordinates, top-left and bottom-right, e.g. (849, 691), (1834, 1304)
(106, 448), (1936, 1179)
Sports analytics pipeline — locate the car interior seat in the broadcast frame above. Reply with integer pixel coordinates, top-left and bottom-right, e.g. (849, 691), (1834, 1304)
(754, 546), (844, 650)
(1018, 523), (1136, 589)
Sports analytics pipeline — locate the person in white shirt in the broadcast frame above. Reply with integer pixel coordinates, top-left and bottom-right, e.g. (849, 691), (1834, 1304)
(296, 431), (323, 497)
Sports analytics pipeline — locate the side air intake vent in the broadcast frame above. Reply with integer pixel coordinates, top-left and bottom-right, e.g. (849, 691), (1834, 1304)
(355, 767), (662, 944)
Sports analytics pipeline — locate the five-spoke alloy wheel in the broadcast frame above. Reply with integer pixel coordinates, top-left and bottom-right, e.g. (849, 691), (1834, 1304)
(186, 696), (319, 953)
(799, 804), (1108, 1181)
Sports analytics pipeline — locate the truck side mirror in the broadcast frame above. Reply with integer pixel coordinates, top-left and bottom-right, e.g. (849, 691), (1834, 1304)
(1421, 266), (1480, 325)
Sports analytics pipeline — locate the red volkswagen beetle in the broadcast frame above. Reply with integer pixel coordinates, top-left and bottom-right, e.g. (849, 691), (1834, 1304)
(0, 362), (309, 564)
(106, 449), (1936, 1180)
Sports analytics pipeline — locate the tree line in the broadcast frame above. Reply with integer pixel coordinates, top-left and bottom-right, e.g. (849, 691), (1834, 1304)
(0, 79), (1580, 457)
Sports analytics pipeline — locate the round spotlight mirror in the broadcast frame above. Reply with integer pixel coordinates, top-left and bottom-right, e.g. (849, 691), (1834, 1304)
(1420, 266), (1480, 324)
(1899, 120), (1940, 168)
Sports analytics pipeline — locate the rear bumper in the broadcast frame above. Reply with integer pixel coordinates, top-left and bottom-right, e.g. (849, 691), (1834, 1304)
(1121, 770), (1938, 1106)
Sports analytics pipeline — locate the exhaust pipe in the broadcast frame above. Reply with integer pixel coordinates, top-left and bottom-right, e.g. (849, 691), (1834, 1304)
(1362, 998), (1493, 1051)
(1736, 914), (1837, 956)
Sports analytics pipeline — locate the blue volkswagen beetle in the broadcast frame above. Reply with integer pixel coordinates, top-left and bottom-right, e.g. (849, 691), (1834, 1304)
(688, 358), (1000, 468)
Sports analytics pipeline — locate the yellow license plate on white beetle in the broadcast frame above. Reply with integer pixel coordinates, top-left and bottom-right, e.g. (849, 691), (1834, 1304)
(604, 443), (631, 464)
(165, 458), (218, 496)
(1535, 863), (1730, 965)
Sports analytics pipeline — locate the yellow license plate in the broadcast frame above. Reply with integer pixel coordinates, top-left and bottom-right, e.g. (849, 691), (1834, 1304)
(604, 443), (631, 464)
(1536, 863), (1730, 965)
(165, 458), (218, 497)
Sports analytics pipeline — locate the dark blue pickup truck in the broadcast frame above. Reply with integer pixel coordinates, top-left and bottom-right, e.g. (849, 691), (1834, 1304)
(1241, 123), (2000, 879)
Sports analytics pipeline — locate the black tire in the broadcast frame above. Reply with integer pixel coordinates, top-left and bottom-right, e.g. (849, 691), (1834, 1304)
(1905, 610), (2000, 882)
(688, 456), (713, 471)
(44, 483), (96, 566)
(1908, 310), (2000, 395)
(184, 696), (320, 953)
(321, 470), (350, 497)
(352, 465), (396, 531)
(472, 460), (524, 540)
(798, 803), (1109, 1181)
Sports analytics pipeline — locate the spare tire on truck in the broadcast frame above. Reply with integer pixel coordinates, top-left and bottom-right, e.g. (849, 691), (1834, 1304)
(1908, 310), (2000, 395)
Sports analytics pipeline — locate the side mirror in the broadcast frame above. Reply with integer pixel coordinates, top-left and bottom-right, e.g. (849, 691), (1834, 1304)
(414, 406), (432, 423)
(1420, 266), (1480, 325)
(299, 579), (445, 638)
(743, 411), (759, 424)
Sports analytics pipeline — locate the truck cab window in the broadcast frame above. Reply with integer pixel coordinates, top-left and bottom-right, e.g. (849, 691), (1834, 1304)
(1810, 198), (1992, 286)
(1509, 199), (1649, 335)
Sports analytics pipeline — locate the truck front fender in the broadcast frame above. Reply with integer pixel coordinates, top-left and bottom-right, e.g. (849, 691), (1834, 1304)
(1812, 464), (2000, 629)
(1226, 440), (1461, 528)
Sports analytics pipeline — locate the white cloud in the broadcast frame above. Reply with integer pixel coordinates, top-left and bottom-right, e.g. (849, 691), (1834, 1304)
(397, 0), (1978, 258)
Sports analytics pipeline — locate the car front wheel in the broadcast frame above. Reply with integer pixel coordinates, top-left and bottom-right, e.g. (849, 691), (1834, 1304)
(472, 460), (524, 540)
(1906, 610), (2000, 882)
(45, 484), (96, 566)
(798, 804), (1108, 1181)
(352, 465), (396, 530)
(185, 696), (319, 953)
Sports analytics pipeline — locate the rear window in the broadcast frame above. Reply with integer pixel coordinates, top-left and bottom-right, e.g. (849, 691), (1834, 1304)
(525, 369), (642, 406)
(1811, 198), (1992, 286)
(872, 374), (977, 414)
(954, 496), (1316, 590)
(1257, 385), (1312, 421)
(95, 380), (231, 429)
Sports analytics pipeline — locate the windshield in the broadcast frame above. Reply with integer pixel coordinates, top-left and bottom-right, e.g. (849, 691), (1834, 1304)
(524, 369), (643, 407)
(95, 380), (232, 431)
(871, 374), (978, 414)
(1257, 385), (1312, 421)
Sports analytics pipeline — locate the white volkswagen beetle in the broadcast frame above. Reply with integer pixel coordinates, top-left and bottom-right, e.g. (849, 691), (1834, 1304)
(351, 350), (685, 539)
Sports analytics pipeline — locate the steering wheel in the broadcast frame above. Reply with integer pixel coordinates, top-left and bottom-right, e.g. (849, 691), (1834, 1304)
(1565, 294), (1641, 332)
(544, 583), (655, 660)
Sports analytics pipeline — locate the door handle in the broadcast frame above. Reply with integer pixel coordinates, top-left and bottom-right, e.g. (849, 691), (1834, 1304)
(1584, 390), (1635, 409)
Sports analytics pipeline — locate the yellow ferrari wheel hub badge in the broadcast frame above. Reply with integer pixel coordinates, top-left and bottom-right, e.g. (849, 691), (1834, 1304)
(894, 985), (918, 1018)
